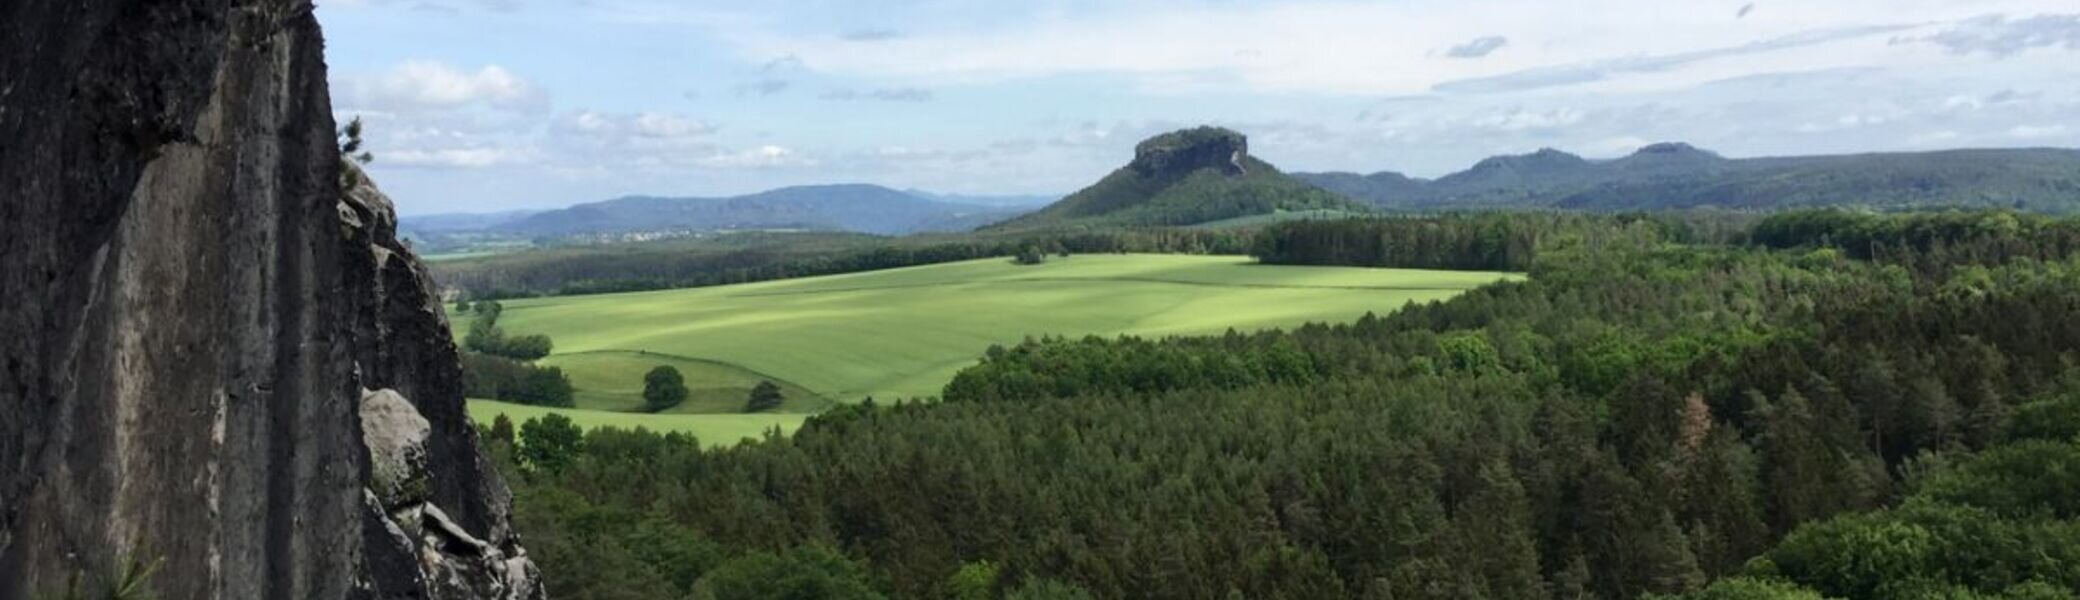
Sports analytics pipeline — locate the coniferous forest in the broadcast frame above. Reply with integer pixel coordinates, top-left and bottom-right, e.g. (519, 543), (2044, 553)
(487, 210), (2080, 600)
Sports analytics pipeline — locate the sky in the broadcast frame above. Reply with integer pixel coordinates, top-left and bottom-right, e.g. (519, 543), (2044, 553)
(315, 0), (2080, 215)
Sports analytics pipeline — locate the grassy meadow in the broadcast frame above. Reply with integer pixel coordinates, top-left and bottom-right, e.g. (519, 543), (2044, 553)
(459, 254), (1518, 407)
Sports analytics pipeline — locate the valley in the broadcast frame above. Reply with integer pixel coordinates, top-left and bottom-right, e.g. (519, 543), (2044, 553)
(456, 254), (1517, 443)
(12, 1), (2080, 596)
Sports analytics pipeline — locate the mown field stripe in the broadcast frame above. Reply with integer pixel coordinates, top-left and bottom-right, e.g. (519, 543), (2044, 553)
(726, 276), (1477, 298)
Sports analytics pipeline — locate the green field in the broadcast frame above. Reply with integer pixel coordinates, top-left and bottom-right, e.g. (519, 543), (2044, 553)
(462, 254), (1518, 405)
(467, 399), (804, 447)
(543, 351), (833, 413)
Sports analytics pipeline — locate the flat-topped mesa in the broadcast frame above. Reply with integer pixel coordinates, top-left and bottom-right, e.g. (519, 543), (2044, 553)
(1631, 141), (1720, 158)
(1130, 126), (1250, 177)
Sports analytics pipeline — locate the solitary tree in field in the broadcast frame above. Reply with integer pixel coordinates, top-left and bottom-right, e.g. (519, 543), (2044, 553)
(1014, 246), (1047, 266)
(746, 380), (785, 413)
(644, 365), (690, 412)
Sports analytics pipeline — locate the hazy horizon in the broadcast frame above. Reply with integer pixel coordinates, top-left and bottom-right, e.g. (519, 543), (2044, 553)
(321, 0), (2080, 214)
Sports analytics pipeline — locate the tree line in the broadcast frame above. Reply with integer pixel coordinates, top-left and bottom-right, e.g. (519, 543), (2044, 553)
(1249, 211), (1755, 272)
(436, 229), (1262, 299)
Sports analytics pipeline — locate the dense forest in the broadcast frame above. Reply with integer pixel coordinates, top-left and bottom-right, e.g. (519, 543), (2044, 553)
(491, 210), (2080, 599)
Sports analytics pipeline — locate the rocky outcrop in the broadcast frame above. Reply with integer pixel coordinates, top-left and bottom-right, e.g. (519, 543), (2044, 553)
(0, 1), (538, 599)
(1129, 126), (1250, 178)
(343, 165), (543, 600)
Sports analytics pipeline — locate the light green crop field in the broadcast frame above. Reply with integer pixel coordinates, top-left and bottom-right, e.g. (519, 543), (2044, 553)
(462, 254), (1519, 404)
(468, 399), (805, 448)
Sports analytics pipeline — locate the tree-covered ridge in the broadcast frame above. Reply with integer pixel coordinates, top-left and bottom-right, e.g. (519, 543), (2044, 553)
(497, 210), (2080, 599)
(1296, 146), (2080, 213)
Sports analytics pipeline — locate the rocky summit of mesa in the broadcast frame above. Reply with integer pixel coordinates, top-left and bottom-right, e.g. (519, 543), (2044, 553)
(1128, 126), (1252, 177)
(995, 126), (1368, 229)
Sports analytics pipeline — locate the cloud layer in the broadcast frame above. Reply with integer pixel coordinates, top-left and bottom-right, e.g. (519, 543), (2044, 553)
(316, 1), (2080, 214)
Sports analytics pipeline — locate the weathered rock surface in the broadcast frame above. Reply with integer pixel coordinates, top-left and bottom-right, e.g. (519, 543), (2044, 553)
(1129, 126), (1250, 178)
(0, 1), (539, 598)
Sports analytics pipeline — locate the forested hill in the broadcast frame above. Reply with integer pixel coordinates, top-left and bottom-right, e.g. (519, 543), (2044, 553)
(994, 126), (1370, 229)
(406, 184), (1038, 237)
(1296, 145), (2080, 213)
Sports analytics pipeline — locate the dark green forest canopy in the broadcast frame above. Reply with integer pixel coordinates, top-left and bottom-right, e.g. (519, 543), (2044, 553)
(493, 209), (2080, 600)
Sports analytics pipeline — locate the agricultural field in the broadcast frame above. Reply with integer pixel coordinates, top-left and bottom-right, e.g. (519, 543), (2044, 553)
(466, 399), (804, 448)
(458, 254), (1518, 406)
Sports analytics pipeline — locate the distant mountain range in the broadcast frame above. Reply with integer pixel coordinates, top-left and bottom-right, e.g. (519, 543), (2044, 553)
(405, 140), (2080, 244)
(401, 184), (1053, 238)
(1294, 144), (2080, 213)
(996, 127), (1369, 229)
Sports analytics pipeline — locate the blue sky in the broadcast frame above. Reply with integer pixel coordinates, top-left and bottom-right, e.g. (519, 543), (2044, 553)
(317, 0), (2080, 215)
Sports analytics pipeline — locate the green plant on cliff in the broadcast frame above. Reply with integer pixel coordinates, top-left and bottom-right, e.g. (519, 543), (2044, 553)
(337, 116), (373, 165)
(42, 550), (160, 600)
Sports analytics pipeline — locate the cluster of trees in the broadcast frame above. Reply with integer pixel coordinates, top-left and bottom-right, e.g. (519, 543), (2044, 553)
(1664, 401), (2080, 598)
(1749, 208), (2080, 279)
(460, 353), (573, 407)
(1012, 245), (1052, 266)
(492, 209), (2080, 599)
(456, 300), (572, 406)
(460, 301), (553, 360)
(745, 381), (785, 413)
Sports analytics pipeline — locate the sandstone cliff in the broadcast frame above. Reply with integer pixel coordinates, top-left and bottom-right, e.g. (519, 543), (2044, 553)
(0, 1), (540, 598)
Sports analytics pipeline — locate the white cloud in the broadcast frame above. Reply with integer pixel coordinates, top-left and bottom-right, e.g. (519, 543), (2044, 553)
(1472, 108), (1586, 132)
(339, 60), (547, 113)
(2009, 124), (2070, 139)
(632, 112), (718, 139)
(554, 110), (716, 144)
(696, 145), (812, 169)
(819, 87), (935, 102)
(384, 147), (535, 169)
(703, 0), (2075, 95)
(1907, 13), (2080, 57)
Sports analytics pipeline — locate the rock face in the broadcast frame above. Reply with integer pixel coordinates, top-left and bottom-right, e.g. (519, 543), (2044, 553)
(0, 1), (539, 599)
(1129, 126), (1250, 178)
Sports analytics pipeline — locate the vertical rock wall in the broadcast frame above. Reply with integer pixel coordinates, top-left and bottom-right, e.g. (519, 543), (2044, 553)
(0, 1), (539, 598)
